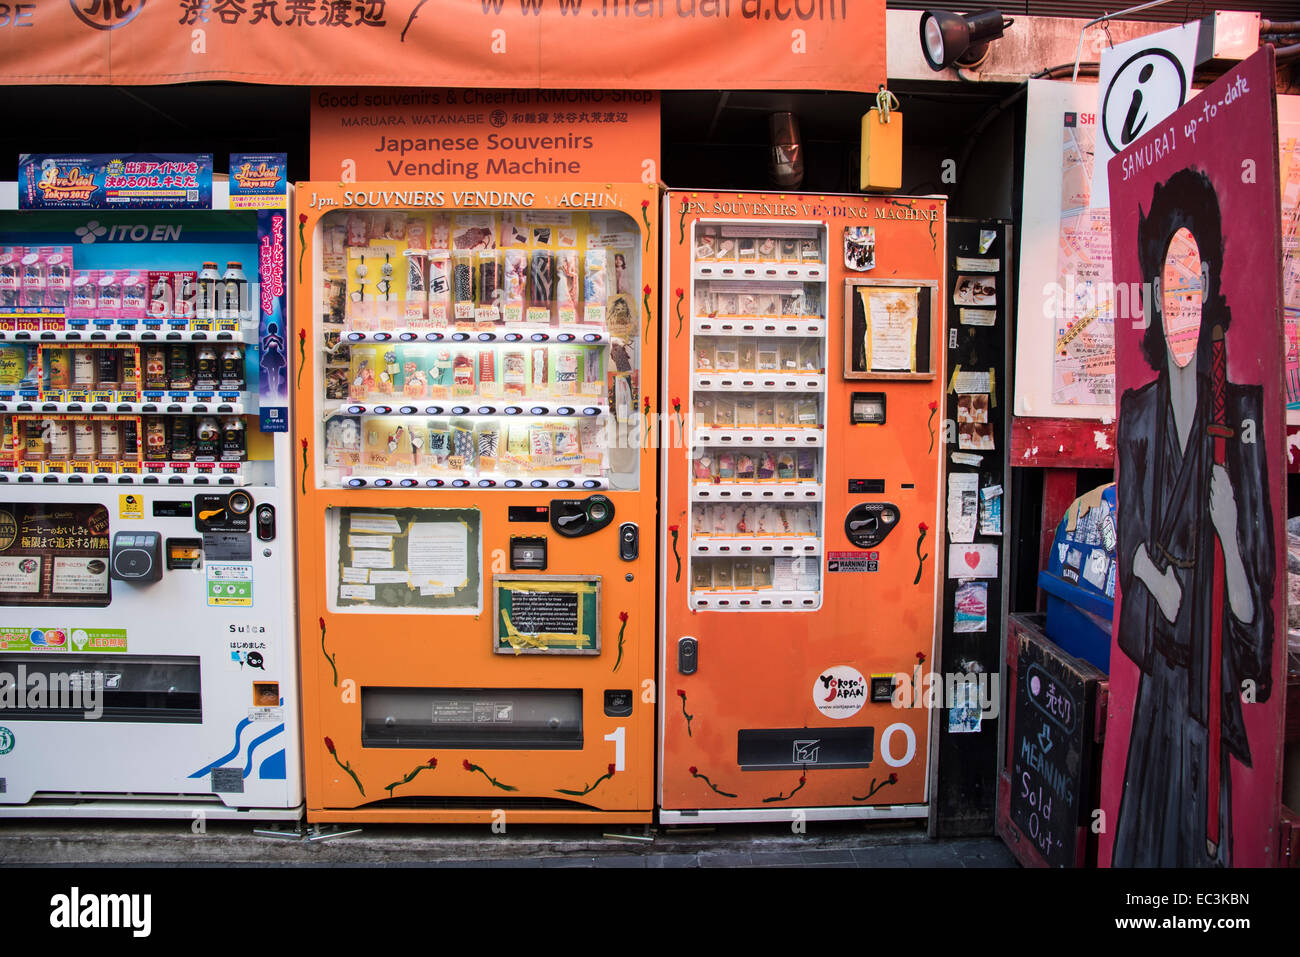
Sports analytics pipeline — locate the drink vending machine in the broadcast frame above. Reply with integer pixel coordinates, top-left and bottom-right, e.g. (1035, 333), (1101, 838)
(659, 191), (947, 822)
(0, 183), (301, 818)
(294, 182), (657, 823)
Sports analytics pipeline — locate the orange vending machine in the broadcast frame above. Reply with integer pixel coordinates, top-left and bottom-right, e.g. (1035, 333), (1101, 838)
(659, 192), (947, 822)
(294, 182), (657, 824)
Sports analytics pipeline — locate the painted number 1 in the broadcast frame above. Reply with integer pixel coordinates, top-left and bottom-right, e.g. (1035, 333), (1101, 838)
(604, 727), (626, 772)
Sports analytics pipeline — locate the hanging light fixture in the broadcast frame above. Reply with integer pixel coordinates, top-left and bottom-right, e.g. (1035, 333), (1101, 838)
(919, 10), (1014, 71)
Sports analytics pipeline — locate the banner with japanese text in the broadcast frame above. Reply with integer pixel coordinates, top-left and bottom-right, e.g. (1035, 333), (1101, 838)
(0, 1), (882, 93)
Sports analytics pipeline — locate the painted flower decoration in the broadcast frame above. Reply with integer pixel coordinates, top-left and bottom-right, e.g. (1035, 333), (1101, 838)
(928, 400), (938, 411)
(916, 651), (927, 663)
(619, 611), (629, 623)
(427, 758), (438, 768)
(641, 199), (650, 209)
(299, 213), (308, 224)
(669, 524), (679, 533)
(324, 736), (336, 754)
(889, 773), (898, 784)
(672, 397), (681, 412)
(689, 766), (698, 776)
(919, 522), (929, 532)
(675, 287), (684, 297)
(677, 689), (686, 699)
(608, 763), (617, 776)
(799, 775), (807, 785)
(643, 284), (651, 295)
(462, 759), (473, 772)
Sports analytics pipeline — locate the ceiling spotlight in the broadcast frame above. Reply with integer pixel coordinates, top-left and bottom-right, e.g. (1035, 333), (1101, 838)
(919, 10), (1014, 71)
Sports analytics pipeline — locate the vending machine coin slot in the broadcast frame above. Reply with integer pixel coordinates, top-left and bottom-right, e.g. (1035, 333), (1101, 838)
(194, 491), (251, 533)
(549, 494), (614, 538)
(510, 536), (548, 570)
(844, 502), (900, 548)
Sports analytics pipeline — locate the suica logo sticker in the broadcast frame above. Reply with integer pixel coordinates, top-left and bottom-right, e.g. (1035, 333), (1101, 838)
(69, 1), (148, 32)
(813, 665), (867, 720)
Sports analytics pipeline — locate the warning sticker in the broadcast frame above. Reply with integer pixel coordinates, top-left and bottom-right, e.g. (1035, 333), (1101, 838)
(207, 562), (253, 607)
(826, 550), (879, 573)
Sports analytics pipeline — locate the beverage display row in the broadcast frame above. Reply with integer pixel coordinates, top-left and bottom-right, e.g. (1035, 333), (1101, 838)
(0, 412), (248, 472)
(1, 247), (250, 331)
(0, 341), (247, 399)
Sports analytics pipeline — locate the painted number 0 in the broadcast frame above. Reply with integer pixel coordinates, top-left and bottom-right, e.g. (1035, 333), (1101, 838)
(604, 726), (626, 772)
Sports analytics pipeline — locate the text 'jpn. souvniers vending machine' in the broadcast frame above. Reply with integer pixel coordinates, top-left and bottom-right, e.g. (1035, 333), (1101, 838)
(659, 191), (947, 822)
(0, 165), (301, 818)
(295, 182), (657, 823)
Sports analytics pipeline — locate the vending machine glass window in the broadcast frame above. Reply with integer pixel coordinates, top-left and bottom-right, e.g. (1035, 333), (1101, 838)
(312, 207), (642, 493)
(687, 220), (828, 611)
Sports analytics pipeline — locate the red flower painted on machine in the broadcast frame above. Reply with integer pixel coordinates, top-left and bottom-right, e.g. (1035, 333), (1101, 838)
(674, 286), (686, 338)
(556, 761), (618, 797)
(463, 759), (518, 791)
(642, 283), (653, 338)
(762, 773), (809, 803)
(677, 687), (694, 737)
(297, 212), (308, 283)
(914, 522), (929, 585)
(319, 616), (338, 687)
(613, 610), (629, 673)
(297, 327), (307, 390)
(927, 399), (939, 454)
(689, 765), (737, 798)
(324, 736), (365, 797)
(641, 198), (652, 250)
(385, 756), (439, 797)
(854, 772), (900, 802)
(300, 437), (309, 496)
(668, 524), (681, 582)
(672, 395), (684, 437)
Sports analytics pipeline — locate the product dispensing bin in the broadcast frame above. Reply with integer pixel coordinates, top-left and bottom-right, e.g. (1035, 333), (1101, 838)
(1037, 483), (1116, 673)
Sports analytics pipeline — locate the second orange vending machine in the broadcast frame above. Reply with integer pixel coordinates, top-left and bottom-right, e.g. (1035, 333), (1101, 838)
(659, 191), (948, 822)
(295, 183), (657, 823)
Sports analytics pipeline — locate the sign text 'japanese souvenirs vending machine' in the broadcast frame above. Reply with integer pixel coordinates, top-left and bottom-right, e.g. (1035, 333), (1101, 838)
(295, 182), (657, 823)
(659, 191), (948, 822)
(0, 154), (301, 818)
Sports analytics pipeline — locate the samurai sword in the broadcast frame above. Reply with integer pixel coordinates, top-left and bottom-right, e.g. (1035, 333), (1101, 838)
(1205, 323), (1233, 858)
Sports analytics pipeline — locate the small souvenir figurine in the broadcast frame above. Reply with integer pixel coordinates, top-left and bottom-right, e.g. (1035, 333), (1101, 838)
(402, 360), (427, 398)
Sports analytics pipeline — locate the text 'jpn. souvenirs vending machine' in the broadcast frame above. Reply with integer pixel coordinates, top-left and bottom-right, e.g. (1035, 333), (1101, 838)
(0, 158), (300, 818)
(659, 191), (947, 822)
(295, 182), (657, 823)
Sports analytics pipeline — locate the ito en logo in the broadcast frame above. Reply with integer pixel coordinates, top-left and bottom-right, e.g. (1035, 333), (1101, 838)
(813, 665), (867, 720)
(69, 1), (148, 31)
(75, 220), (108, 244)
(0, 727), (13, 755)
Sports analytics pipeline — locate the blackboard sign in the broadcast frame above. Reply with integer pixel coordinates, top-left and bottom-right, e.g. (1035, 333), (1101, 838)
(494, 575), (600, 656)
(1007, 617), (1105, 868)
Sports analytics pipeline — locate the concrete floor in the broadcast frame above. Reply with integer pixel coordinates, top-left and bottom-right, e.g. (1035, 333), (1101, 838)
(0, 818), (1018, 867)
